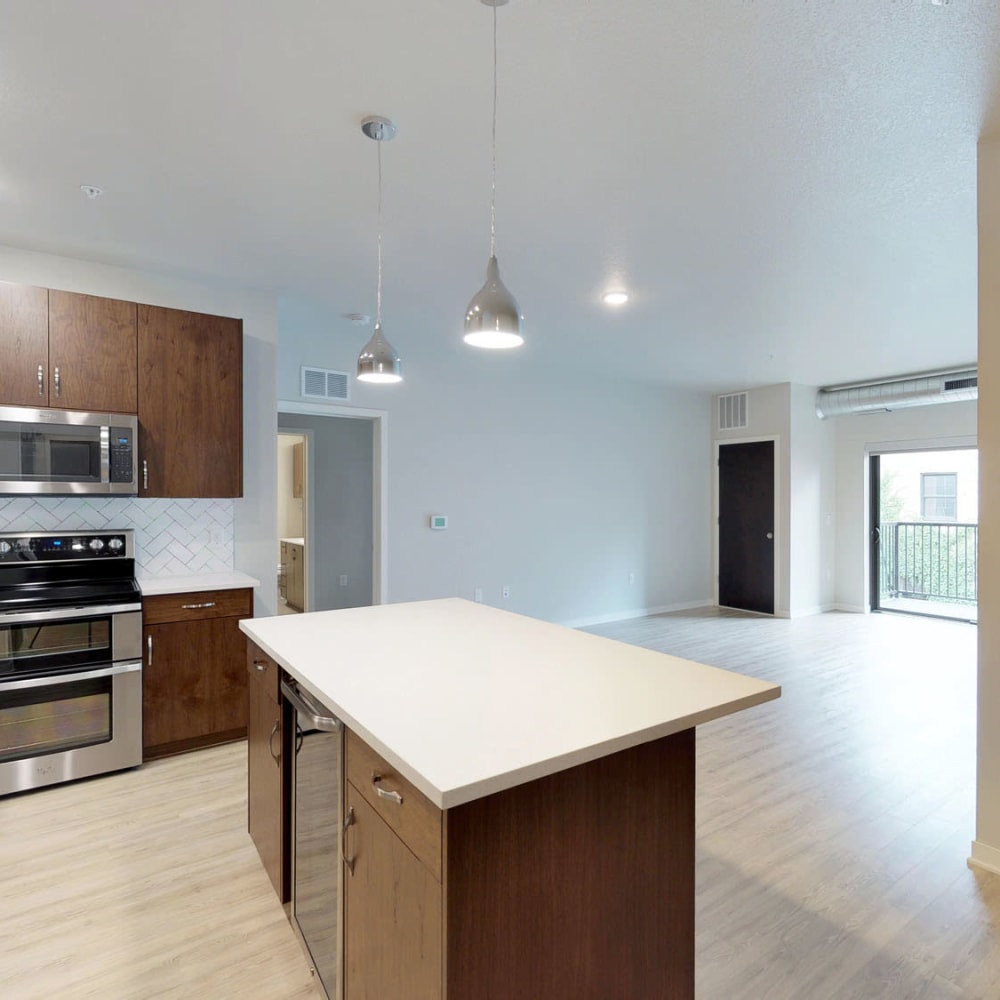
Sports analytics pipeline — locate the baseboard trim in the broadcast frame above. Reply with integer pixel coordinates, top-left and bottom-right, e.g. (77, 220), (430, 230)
(834, 603), (868, 614)
(561, 599), (714, 630)
(968, 840), (1000, 875)
(788, 603), (837, 619)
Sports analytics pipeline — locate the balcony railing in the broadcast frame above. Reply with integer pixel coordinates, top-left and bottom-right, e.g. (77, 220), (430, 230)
(879, 521), (978, 605)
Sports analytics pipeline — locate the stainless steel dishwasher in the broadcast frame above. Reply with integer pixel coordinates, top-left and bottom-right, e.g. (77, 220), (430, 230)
(281, 678), (344, 1000)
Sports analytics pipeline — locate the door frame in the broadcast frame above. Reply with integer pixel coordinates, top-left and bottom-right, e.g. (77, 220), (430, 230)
(277, 400), (388, 606)
(713, 435), (782, 616)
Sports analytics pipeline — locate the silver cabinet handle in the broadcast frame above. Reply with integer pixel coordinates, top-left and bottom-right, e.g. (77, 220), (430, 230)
(268, 720), (280, 764)
(53, 366), (61, 397)
(147, 634), (153, 666)
(342, 806), (356, 876)
(142, 459), (148, 490)
(37, 364), (44, 396)
(181, 601), (216, 610)
(253, 659), (268, 672)
(372, 772), (403, 805)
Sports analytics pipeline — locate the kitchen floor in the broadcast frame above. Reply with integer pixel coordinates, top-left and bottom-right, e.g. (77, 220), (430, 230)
(1, 608), (995, 999)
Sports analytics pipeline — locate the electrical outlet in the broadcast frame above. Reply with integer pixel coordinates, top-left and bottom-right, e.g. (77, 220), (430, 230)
(474, 587), (483, 603)
(502, 585), (511, 599)
(339, 574), (348, 587)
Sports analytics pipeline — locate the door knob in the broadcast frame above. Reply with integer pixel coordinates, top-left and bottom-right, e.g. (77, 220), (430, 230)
(766, 532), (774, 539)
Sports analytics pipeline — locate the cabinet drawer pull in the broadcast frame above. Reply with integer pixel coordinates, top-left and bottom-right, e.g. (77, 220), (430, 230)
(372, 772), (403, 805)
(147, 634), (153, 666)
(53, 366), (61, 397)
(268, 720), (280, 764)
(37, 364), (44, 396)
(181, 601), (216, 610)
(253, 659), (268, 672)
(343, 806), (356, 876)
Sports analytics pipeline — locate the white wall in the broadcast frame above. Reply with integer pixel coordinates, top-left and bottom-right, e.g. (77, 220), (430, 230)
(789, 383), (837, 617)
(278, 298), (713, 626)
(831, 400), (977, 613)
(715, 383), (792, 616)
(973, 137), (1000, 872)
(0, 243), (278, 615)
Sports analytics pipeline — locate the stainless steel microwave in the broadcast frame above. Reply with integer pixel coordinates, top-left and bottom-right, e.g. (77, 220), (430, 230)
(0, 406), (138, 495)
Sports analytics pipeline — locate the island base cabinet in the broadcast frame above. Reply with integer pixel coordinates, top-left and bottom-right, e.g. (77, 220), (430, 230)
(344, 788), (442, 1000)
(341, 727), (695, 1000)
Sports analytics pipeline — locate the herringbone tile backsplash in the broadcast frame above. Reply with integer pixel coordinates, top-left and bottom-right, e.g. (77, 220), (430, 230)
(0, 497), (234, 578)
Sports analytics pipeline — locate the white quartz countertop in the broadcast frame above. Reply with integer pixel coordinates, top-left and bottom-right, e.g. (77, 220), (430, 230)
(139, 571), (260, 596)
(240, 598), (780, 810)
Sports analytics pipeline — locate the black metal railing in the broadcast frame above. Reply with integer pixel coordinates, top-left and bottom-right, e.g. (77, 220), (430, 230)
(879, 521), (978, 605)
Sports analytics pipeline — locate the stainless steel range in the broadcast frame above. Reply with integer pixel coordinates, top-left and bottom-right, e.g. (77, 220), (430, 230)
(0, 530), (142, 795)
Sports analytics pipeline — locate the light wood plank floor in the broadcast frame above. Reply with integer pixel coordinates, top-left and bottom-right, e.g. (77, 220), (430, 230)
(1, 608), (995, 998)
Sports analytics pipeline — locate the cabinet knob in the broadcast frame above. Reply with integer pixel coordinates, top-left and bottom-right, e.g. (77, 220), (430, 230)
(37, 364), (44, 396)
(143, 459), (149, 490)
(147, 634), (153, 666)
(253, 659), (268, 672)
(53, 366), (61, 397)
(268, 720), (280, 764)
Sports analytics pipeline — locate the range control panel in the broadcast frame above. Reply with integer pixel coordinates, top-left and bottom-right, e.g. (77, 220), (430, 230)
(0, 532), (133, 563)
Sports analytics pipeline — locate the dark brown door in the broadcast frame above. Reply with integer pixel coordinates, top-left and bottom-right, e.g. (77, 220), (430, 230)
(48, 291), (137, 414)
(137, 304), (243, 497)
(0, 282), (49, 407)
(718, 440), (775, 614)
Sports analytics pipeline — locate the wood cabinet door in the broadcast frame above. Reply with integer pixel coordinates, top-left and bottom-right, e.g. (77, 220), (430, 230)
(0, 282), (49, 407)
(247, 652), (283, 899)
(287, 544), (304, 610)
(143, 617), (248, 757)
(137, 304), (243, 498)
(48, 291), (137, 414)
(344, 787), (442, 1000)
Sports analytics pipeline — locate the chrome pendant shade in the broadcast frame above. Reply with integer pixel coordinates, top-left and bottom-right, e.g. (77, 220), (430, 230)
(464, 255), (523, 349)
(464, 0), (523, 351)
(357, 115), (402, 384)
(357, 321), (402, 382)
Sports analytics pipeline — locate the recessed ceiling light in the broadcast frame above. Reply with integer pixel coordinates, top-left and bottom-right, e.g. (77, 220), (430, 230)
(602, 290), (629, 306)
(80, 184), (103, 200)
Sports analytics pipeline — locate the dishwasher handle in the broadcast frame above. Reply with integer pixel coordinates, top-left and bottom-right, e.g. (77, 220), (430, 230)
(281, 679), (342, 733)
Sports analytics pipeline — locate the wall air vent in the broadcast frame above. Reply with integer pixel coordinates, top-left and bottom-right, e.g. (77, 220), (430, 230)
(944, 376), (977, 392)
(816, 367), (977, 419)
(301, 367), (350, 402)
(718, 392), (749, 431)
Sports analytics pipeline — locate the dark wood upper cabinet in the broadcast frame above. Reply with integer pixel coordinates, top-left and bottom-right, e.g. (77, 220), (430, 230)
(0, 282), (50, 407)
(48, 290), (138, 414)
(138, 304), (243, 498)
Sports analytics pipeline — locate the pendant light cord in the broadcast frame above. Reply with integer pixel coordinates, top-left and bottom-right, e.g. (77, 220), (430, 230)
(376, 137), (384, 327)
(490, 0), (498, 259)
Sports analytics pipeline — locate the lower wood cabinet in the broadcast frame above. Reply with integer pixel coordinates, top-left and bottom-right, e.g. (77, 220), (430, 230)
(142, 588), (252, 760)
(247, 644), (290, 902)
(340, 726), (695, 1000)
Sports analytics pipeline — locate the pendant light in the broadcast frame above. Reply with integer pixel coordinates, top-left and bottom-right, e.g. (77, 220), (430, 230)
(357, 116), (403, 384)
(464, 0), (523, 350)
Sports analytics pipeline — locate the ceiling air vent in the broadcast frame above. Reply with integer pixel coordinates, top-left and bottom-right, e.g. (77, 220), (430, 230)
(718, 392), (749, 431)
(301, 366), (350, 402)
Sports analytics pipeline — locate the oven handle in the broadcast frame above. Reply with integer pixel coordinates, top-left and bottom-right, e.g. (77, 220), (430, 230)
(280, 679), (342, 733)
(0, 659), (142, 693)
(0, 603), (142, 625)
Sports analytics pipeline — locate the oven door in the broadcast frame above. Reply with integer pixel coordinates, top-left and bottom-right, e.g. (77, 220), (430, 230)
(0, 607), (141, 679)
(0, 660), (142, 795)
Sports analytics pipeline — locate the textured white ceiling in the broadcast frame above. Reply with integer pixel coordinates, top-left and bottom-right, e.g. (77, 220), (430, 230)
(0, 0), (998, 391)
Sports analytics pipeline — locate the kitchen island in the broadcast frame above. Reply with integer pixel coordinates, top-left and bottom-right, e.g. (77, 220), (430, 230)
(241, 598), (780, 1000)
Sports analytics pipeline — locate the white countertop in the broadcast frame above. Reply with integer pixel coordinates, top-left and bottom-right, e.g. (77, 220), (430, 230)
(139, 571), (260, 596)
(241, 598), (780, 810)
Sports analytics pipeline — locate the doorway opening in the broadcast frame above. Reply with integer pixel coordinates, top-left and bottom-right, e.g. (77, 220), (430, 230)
(277, 401), (387, 612)
(277, 431), (307, 614)
(870, 448), (978, 622)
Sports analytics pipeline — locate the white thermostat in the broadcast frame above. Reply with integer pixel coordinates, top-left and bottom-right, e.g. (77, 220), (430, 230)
(429, 514), (448, 530)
